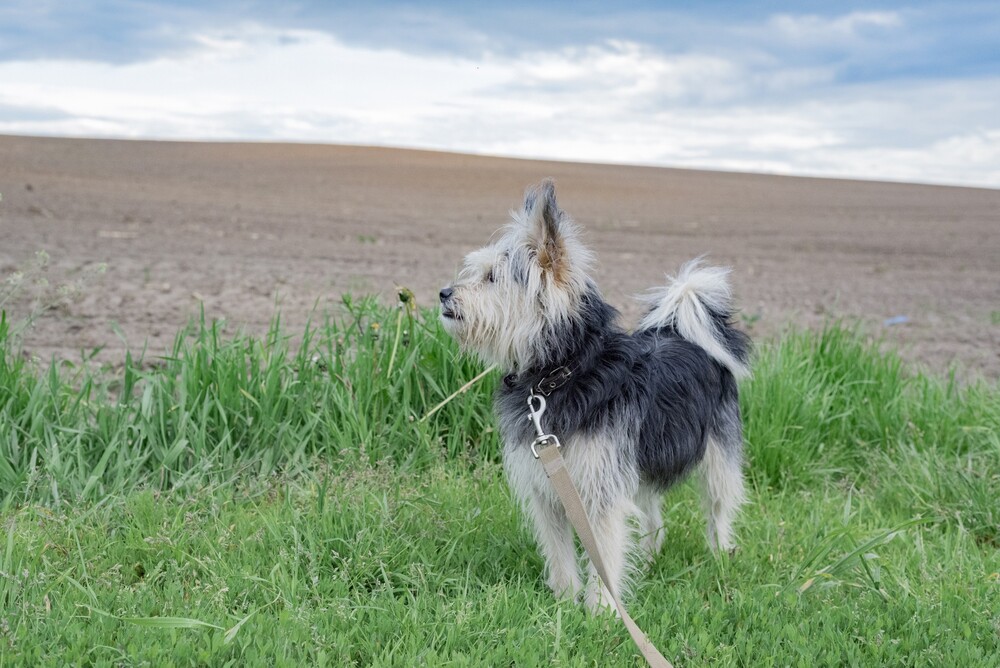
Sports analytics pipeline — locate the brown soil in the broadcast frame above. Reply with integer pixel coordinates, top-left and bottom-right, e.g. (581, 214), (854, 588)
(2, 135), (998, 379)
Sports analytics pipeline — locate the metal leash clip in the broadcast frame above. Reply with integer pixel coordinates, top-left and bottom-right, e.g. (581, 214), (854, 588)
(527, 394), (561, 459)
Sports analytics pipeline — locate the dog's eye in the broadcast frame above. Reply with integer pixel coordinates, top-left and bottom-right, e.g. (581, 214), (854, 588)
(486, 269), (496, 284)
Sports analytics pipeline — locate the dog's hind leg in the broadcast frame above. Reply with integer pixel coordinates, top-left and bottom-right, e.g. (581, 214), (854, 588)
(527, 494), (583, 599)
(699, 432), (746, 553)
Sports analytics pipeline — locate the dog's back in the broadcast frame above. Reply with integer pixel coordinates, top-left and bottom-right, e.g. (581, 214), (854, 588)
(634, 259), (750, 551)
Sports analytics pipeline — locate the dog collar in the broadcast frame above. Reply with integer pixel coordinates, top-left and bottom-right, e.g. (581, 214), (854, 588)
(503, 364), (576, 396)
(534, 365), (575, 396)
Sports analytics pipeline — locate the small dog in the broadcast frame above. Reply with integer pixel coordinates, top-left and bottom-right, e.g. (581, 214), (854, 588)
(440, 180), (750, 612)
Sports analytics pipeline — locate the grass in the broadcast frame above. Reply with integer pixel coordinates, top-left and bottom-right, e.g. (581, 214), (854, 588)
(1, 298), (998, 666)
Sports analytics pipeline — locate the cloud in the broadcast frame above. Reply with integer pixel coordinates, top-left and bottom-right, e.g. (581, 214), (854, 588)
(768, 11), (903, 43)
(0, 18), (997, 188)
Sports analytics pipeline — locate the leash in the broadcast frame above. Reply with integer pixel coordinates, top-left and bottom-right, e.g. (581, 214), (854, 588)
(528, 394), (673, 668)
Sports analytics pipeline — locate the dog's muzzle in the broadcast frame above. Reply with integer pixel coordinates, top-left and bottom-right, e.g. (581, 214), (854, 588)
(439, 286), (459, 320)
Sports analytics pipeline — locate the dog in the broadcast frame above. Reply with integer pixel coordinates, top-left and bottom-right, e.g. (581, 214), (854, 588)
(439, 179), (750, 612)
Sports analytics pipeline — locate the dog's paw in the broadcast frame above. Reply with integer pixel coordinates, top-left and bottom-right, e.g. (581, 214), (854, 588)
(640, 531), (665, 564)
(708, 533), (738, 554)
(548, 574), (583, 601)
(584, 585), (620, 617)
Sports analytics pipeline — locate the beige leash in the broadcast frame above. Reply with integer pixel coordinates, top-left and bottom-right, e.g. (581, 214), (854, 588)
(529, 395), (673, 668)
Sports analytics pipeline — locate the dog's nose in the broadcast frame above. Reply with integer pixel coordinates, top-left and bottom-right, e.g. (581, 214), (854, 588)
(439, 287), (453, 302)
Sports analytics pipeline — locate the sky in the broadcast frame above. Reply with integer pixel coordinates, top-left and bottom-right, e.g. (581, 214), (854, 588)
(1, 1), (999, 187)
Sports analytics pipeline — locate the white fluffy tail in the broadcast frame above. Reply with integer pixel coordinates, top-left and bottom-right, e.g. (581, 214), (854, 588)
(638, 259), (749, 379)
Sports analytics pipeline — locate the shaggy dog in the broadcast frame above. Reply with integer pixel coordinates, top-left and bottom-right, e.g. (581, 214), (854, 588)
(440, 180), (750, 611)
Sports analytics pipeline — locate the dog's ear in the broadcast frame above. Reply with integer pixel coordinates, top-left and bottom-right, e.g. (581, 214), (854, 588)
(523, 179), (566, 277)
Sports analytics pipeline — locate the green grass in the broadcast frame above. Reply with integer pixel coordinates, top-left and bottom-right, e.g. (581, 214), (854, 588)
(1, 300), (998, 666)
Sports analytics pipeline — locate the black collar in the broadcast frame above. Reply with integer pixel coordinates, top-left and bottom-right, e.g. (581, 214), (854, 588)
(503, 363), (577, 396)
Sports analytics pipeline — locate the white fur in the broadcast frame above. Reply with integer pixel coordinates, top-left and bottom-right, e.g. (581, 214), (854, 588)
(501, 427), (640, 612)
(636, 483), (666, 561)
(440, 245), (547, 370)
(525, 494), (582, 599)
(699, 436), (746, 551)
(503, 426), (745, 611)
(638, 258), (750, 379)
(442, 196), (594, 371)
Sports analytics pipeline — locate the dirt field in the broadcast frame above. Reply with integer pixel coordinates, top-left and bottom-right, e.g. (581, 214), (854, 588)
(1, 135), (998, 379)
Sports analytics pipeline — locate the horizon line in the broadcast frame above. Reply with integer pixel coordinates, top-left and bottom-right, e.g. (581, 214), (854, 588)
(4, 131), (997, 193)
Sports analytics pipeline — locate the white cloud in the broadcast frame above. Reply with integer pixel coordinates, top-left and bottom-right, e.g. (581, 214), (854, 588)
(0, 23), (997, 188)
(769, 11), (903, 44)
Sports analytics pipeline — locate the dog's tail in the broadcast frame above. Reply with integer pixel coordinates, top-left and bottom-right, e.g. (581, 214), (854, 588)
(637, 258), (751, 379)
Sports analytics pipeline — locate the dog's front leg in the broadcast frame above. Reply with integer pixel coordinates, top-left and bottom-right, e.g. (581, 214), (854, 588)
(583, 499), (631, 614)
(636, 482), (666, 562)
(527, 494), (582, 600)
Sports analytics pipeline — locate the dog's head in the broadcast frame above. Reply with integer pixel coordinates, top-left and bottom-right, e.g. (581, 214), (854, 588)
(440, 179), (594, 371)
